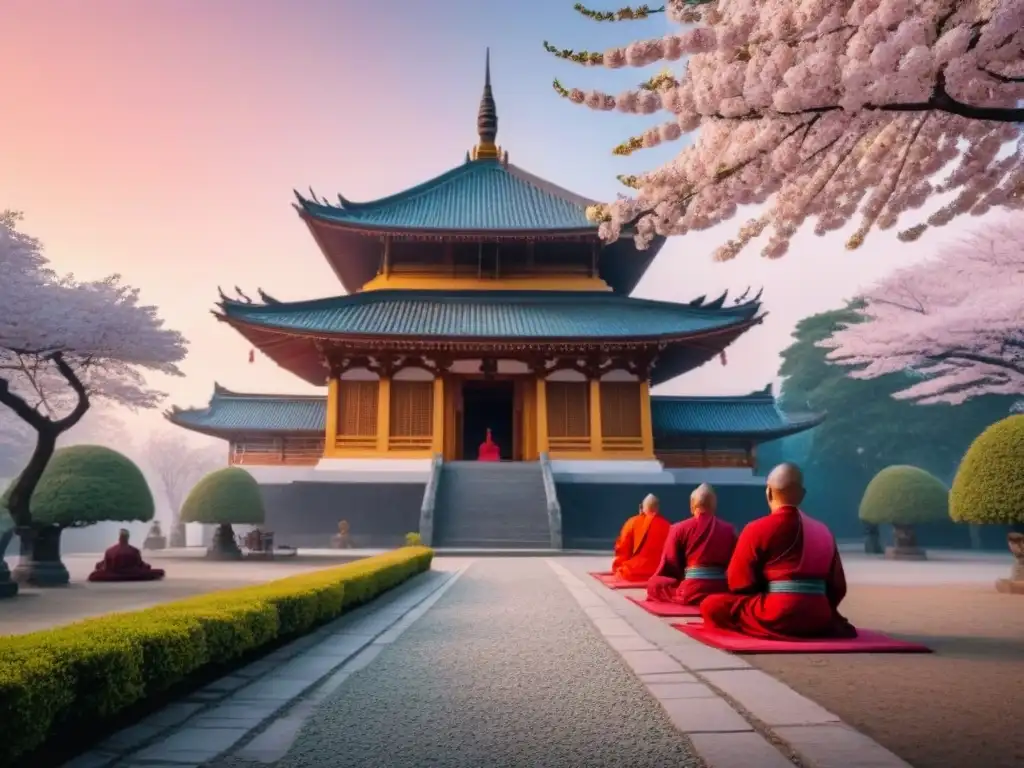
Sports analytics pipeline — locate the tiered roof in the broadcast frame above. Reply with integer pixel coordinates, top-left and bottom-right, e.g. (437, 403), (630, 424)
(168, 384), (823, 444)
(294, 51), (664, 295)
(214, 288), (765, 386)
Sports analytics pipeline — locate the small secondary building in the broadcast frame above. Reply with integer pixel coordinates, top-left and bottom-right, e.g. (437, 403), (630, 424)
(168, 55), (822, 549)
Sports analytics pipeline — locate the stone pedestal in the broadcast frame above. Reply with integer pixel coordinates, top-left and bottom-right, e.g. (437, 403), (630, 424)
(995, 579), (1024, 594)
(0, 562), (18, 598)
(12, 526), (70, 587)
(885, 546), (928, 561)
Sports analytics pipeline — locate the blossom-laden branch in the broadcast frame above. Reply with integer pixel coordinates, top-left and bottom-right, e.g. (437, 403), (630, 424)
(0, 212), (189, 529)
(573, 3), (665, 22)
(819, 214), (1024, 406)
(545, 0), (1024, 257)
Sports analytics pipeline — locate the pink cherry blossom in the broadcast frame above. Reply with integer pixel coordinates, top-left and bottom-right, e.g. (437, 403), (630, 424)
(0, 211), (188, 527)
(550, 0), (1024, 257)
(818, 213), (1024, 405)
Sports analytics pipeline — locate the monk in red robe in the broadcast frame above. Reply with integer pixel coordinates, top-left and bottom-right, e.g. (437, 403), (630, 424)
(477, 428), (500, 462)
(701, 463), (857, 639)
(88, 529), (166, 582)
(611, 494), (671, 582)
(647, 483), (737, 606)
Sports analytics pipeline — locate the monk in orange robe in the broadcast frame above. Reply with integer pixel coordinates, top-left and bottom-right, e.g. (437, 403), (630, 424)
(88, 529), (166, 582)
(477, 428), (500, 462)
(647, 483), (737, 606)
(701, 463), (856, 640)
(611, 494), (671, 582)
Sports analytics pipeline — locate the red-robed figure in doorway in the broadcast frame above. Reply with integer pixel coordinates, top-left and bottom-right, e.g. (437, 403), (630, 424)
(611, 494), (671, 582)
(88, 528), (166, 582)
(647, 483), (737, 606)
(477, 428), (500, 462)
(700, 463), (856, 639)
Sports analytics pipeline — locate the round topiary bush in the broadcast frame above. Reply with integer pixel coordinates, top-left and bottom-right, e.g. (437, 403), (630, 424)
(180, 467), (265, 559)
(950, 414), (1024, 591)
(859, 465), (949, 560)
(3, 445), (154, 585)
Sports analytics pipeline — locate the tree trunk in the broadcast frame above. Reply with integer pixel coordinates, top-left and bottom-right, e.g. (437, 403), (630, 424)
(863, 523), (883, 554)
(968, 524), (982, 551)
(5, 422), (59, 529)
(0, 529), (17, 598)
(886, 524), (927, 561)
(13, 524), (69, 587)
(207, 523), (242, 560)
(169, 518), (187, 548)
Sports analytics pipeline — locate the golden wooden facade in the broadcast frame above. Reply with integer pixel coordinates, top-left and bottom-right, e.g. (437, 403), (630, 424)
(306, 358), (656, 462)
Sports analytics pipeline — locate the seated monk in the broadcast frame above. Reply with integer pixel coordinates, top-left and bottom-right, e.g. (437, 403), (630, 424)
(700, 463), (856, 640)
(477, 428), (500, 462)
(647, 483), (737, 606)
(88, 528), (166, 582)
(611, 494), (671, 582)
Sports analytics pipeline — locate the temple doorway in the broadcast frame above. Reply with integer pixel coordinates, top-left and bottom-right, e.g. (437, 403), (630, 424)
(461, 380), (515, 460)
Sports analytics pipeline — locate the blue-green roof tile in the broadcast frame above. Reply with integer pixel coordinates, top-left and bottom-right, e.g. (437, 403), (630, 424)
(167, 387), (325, 434)
(218, 290), (762, 340)
(296, 159), (596, 232)
(652, 389), (824, 439)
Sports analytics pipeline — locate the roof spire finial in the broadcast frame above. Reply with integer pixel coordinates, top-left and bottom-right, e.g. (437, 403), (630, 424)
(471, 48), (501, 161)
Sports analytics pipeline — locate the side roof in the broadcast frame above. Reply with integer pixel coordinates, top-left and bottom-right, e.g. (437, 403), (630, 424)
(167, 383), (822, 444)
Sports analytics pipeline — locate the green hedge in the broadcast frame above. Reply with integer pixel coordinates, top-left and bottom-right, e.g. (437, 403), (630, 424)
(0, 546), (433, 765)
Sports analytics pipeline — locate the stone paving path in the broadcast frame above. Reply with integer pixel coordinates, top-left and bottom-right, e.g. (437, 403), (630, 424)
(214, 559), (702, 768)
(68, 557), (918, 768)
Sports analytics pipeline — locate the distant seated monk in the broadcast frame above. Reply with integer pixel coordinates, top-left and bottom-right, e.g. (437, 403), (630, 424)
(88, 528), (166, 582)
(700, 463), (856, 640)
(647, 483), (737, 606)
(611, 494), (671, 582)
(477, 428), (500, 462)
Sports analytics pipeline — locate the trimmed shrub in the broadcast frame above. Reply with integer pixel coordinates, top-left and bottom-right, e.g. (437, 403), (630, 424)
(859, 465), (949, 526)
(180, 467), (264, 526)
(1, 445), (154, 527)
(950, 415), (1024, 526)
(0, 546), (433, 765)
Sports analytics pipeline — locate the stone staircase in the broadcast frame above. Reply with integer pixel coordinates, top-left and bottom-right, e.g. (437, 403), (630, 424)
(432, 462), (554, 548)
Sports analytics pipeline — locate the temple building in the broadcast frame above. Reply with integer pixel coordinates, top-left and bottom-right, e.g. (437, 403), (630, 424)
(168, 54), (822, 549)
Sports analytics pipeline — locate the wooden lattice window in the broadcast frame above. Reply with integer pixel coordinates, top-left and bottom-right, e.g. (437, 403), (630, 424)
(337, 380), (379, 436)
(547, 381), (590, 438)
(600, 382), (643, 438)
(389, 380), (434, 437)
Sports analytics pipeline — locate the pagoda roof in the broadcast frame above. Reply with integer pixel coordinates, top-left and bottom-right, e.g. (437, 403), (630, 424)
(295, 159), (597, 234)
(216, 288), (764, 386)
(217, 289), (762, 341)
(165, 385), (326, 437)
(653, 386), (825, 442)
(167, 384), (820, 444)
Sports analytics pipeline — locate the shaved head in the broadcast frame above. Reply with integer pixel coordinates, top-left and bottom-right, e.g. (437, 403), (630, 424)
(690, 483), (717, 515)
(641, 494), (660, 514)
(766, 462), (805, 508)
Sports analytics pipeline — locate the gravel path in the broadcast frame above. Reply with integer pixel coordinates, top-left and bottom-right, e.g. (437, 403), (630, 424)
(215, 559), (702, 768)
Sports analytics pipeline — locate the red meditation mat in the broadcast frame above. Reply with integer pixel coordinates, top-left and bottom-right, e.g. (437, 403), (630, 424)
(671, 622), (933, 654)
(627, 596), (701, 618)
(589, 571), (648, 590)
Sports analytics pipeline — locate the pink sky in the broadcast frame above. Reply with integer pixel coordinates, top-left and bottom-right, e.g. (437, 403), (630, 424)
(0, 1), (972, 442)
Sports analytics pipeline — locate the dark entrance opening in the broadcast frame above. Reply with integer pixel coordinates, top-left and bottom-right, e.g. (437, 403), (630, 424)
(461, 380), (515, 460)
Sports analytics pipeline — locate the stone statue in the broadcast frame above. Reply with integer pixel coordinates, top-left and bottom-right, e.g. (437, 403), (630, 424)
(332, 520), (352, 549)
(143, 520), (167, 551)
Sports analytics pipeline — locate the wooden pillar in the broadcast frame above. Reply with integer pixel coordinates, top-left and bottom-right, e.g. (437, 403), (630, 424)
(376, 376), (391, 453)
(535, 376), (550, 454)
(382, 236), (391, 276)
(639, 381), (655, 458)
(325, 376), (339, 456)
(589, 378), (602, 455)
(431, 376), (445, 454)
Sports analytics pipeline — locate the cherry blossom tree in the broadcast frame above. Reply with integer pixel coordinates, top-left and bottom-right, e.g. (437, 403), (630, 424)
(0, 210), (188, 584)
(818, 214), (1023, 405)
(546, 0), (1024, 259)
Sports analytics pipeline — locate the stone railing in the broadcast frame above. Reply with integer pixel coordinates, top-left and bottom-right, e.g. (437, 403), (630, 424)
(417, 452), (444, 546)
(539, 452), (563, 550)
